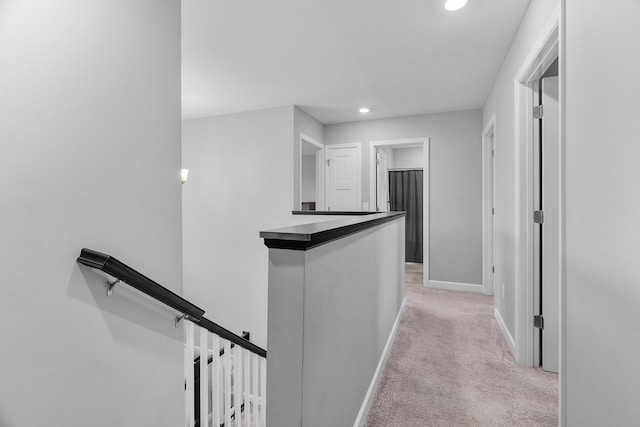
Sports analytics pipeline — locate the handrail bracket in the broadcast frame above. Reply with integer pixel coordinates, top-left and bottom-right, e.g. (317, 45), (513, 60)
(106, 278), (120, 297)
(175, 313), (187, 328)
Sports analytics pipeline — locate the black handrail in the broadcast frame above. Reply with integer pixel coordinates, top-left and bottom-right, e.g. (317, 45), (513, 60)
(194, 317), (267, 359)
(78, 248), (205, 319)
(77, 248), (267, 358)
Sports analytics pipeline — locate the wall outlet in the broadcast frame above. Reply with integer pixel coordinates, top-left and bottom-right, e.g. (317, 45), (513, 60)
(362, 202), (369, 211)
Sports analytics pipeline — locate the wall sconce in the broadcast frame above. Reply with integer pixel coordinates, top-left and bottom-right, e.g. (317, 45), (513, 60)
(181, 168), (189, 184)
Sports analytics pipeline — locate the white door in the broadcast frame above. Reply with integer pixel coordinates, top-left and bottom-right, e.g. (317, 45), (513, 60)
(541, 76), (560, 373)
(376, 149), (389, 212)
(326, 145), (360, 211)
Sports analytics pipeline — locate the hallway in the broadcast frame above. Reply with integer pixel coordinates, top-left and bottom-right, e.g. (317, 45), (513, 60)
(366, 263), (558, 426)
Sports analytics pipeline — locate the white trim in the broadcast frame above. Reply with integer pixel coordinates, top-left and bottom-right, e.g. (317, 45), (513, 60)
(325, 142), (362, 210)
(368, 138), (430, 287)
(558, 2), (566, 424)
(427, 280), (483, 293)
(300, 133), (323, 150)
(513, 6), (560, 368)
(299, 133), (324, 211)
(353, 297), (406, 427)
(482, 116), (496, 296)
(494, 307), (517, 357)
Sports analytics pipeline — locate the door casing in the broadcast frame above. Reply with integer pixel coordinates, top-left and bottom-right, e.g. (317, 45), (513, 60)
(513, 7), (560, 369)
(482, 117), (496, 297)
(376, 149), (389, 212)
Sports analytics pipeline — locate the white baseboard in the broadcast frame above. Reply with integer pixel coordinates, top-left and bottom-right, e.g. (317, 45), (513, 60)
(427, 280), (483, 293)
(353, 297), (406, 427)
(494, 307), (517, 357)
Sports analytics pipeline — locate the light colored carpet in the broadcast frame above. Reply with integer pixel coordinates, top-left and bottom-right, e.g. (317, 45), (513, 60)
(365, 263), (558, 427)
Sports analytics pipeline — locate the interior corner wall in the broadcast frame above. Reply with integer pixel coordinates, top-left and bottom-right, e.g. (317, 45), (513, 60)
(0, 1), (183, 426)
(324, 109), (482, 285)
(564, 1), (640, 424)
(481, 0), (559, 339)
(182, 106), (296, 348)
(293, 106), (325, 209)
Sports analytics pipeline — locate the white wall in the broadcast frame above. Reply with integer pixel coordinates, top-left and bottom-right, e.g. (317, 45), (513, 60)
(392, 146), (424, 169)
(482, 0), (559, 338)
(182, 106), (298, 348)
(325, 110), (482, 285)
(0, 1), (183, 426)
(266, 217), (405, 426)
(564, 1), (640, 424)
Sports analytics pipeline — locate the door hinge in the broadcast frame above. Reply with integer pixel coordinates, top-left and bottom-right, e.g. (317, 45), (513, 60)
(376, 158), (380, 165)
(326, 159), (330, 167)
(491, 149), (495, 157)
(534, 315), (544, 330)
(492, 266), (495, 273)
(492, 208), (495, 215)
(533, 105), (544, 119)
(533, 210), (544, 224)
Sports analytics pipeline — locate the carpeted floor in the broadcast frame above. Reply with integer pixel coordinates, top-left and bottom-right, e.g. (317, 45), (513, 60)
(365, 263), (558, 427)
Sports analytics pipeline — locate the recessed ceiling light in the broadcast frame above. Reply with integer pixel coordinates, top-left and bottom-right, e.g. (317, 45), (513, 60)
(359, 107), (370, 113)
(444, 0), (467, 11)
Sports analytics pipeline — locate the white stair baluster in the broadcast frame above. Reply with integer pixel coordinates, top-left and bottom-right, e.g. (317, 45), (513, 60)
(224, 340), (232, 427)
(199, 327), (209, 427)
(243, 348), (250, 426)
(260, 357), (266, 427)
(252, 353), (259, 427)
(211, 334), (220, 427)
(235, 346), (243, 427)
(185, 321), (195, 427)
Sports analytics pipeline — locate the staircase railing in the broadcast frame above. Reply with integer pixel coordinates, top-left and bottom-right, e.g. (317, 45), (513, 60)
(77, 248), (267, 427)
(187, 318), (266, 427)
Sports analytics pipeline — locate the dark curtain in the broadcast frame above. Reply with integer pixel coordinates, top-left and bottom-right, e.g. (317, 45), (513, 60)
(389, 170), (423, 263)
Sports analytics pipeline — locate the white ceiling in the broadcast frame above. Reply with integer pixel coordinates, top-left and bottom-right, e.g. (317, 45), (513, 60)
(182, 0), (531, 124)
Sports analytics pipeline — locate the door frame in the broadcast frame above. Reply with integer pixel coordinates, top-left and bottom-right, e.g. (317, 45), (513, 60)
(369, 138), (430, 287)
(375, 148), (389, 212)
(325, 142), (362, 211)
(514, 5), (559, 368)
(482, 116), (496, 296)
(299, 133), (325, 210)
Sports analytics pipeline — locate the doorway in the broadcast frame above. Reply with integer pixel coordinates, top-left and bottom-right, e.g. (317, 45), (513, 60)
(533, 60), (560, 373)
(299, 134), (324, 211)
(482, 117), (496, 297)
(369, 138), (430, 287)
(510, 10), (561, 369)
(389, 169), (424, 263)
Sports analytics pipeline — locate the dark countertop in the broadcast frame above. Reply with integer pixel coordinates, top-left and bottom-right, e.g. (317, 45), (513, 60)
(292, 210), (380, 216)
(260, 211), (405, 251)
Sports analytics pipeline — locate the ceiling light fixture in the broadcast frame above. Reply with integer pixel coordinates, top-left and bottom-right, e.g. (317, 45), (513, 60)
(359, 107), (370, 113)
(444, 0), (467, 11)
